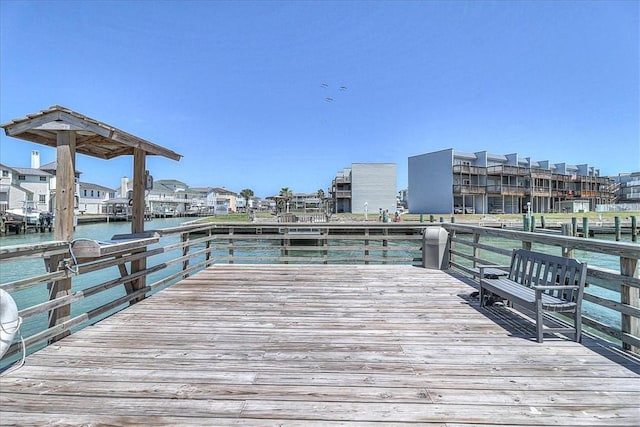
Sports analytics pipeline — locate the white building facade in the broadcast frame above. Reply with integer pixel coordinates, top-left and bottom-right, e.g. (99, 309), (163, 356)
(330, 163), (397, 215)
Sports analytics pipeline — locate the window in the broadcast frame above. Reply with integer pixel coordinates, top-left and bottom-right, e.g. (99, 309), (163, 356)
(40, 176), (47, 182)
(18, 175), (25, 180)
(2, 170), (8, 177)
(97, 191), (100, 197)
(39, 195), (46, 203)
(91, 190), (94, 197)
(84, 190), (87, 196)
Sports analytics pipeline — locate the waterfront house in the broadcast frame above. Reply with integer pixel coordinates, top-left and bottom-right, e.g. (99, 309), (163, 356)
(289, 192), (323, 213)
(145, 179), (189, 216)
(189, 187), (214, 214)
(77, 182), (115, 214)
(329, 163), (397, 215)
(9, 156), (54, 213)
(0, 163), (32, 213)
(206, 187), (238, 215)
(408, 148), (615, 215)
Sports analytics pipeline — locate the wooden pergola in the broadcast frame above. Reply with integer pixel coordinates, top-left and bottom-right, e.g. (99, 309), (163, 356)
(1, 105), (182, 334)
(1, 105), (182, 239)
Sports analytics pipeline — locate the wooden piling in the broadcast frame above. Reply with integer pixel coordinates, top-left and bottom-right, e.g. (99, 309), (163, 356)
(615, 216), (621, 241)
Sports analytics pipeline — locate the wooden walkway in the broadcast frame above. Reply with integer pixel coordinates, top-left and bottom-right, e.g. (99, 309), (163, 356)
(1, 264), (639, 425)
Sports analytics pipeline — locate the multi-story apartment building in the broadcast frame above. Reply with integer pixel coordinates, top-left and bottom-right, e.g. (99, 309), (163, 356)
(408, 148), (614, 214)
(612, 172), (640, 204)
(330, 163), (397, 214)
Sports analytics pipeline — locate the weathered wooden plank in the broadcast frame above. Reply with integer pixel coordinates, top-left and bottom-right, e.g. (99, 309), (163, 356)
(1, 264), (638, 426)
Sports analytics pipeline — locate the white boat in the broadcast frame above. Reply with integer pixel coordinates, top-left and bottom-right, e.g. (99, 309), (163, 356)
(2, 201), (53, 233)
(5, 201), (41, 226)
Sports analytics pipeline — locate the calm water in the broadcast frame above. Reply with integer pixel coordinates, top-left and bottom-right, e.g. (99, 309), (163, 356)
(1, 220), (636, 349)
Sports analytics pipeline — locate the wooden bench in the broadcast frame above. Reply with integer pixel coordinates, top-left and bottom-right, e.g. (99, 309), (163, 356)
(479, 249), (587, 343)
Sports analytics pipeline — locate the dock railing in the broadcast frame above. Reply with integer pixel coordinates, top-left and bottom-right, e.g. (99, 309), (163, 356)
(1, 221), (638, 370)
(442, 223), (640, 353)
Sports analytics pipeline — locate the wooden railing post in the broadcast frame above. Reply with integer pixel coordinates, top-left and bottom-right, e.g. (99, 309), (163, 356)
(182, 232), (190, 278)
(364, 228), (370, 265)
(46, 254), (71, 342)
(205, 228), (212, 265)
(620, 256), (639, 354)
(322, 228), (328, 264)
(228, 226), (235, 264)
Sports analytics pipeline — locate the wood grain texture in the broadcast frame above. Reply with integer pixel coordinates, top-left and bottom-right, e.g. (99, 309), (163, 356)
(1, 264), (639, 426)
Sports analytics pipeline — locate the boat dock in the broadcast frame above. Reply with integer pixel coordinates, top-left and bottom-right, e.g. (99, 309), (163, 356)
(1, 264), (638, 425)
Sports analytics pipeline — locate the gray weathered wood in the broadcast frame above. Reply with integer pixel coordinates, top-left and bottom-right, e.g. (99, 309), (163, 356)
(1, 264), (638, 426)
(479, 249), (587, 343)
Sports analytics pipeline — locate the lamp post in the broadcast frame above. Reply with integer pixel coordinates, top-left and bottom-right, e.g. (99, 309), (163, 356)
(364, 202), (368, 221)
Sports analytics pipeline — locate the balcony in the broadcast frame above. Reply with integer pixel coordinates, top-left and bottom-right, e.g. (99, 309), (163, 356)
(453, 165), (486, 175)
(486, 185), (525, 196)
(333, 190), (352, 198)
(452, 184), (486, 194)
(332, 177), (351, 185)
(529, 186), (551, 196)
(530, 170), (552, 179)
(486, 165), (528, 176)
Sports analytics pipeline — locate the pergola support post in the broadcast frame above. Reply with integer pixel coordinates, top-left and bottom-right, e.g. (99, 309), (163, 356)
(48, 130), (76, 342)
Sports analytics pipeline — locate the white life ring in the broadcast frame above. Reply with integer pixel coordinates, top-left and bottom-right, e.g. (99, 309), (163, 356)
(0, 288), (21, 358)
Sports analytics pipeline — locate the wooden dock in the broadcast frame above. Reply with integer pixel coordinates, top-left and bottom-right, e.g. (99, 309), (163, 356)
(1, 264), (639, 425)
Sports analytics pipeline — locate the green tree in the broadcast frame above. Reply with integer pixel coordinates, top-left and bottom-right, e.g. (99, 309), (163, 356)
(239, 188), (254, 212)
(316, 189), (325, 212)
(279, 187), (293, 212)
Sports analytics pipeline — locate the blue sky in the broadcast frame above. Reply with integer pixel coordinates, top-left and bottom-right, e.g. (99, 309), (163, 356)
(1, 0), (638, 198)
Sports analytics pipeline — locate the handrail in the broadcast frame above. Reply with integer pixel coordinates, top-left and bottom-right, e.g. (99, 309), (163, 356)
(1, 221), (638, 370)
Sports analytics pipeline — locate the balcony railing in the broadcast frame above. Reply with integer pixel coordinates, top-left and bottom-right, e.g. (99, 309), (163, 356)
(453, 165), (486, 175)
(452, 184), (486, 194)
(485, 184), (526, 195)
(486, 165), (528, 176)
(333, 190), (352, 198)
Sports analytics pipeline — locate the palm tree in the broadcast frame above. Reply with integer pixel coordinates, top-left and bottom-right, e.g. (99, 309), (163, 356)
(239, 188), (254, 213)
(316, 189), (325, 212)
(279, 187), (293, 213)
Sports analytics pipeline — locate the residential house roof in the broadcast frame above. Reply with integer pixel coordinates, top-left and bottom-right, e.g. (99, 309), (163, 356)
(79, 182), (114, 193)
(212, 187), (237, 196)
(12, 167), (53, 177)
(39, 161), (82, 176)
(0, 163), (19, 173)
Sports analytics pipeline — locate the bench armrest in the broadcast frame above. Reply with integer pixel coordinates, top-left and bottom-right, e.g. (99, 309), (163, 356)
(533, 285), (581, 291)
(477, 264), (510, 270)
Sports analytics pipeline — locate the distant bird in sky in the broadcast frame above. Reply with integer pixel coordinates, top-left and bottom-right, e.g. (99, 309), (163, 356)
(320, 83), (347, 103)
